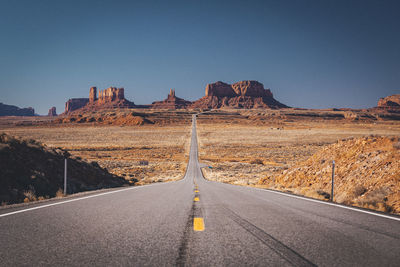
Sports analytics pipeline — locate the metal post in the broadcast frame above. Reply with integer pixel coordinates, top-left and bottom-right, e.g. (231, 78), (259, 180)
(64, 158), (67, 195)
(331, 160), (335, 202)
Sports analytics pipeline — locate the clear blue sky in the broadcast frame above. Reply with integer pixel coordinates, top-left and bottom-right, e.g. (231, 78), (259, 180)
(1, 0), (399, 115)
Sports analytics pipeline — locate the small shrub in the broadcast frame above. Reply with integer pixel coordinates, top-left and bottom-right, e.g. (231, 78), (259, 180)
(250, 159), (264, 165)
(353, 184), (367, 197)
(55, 188), (64, 198)
(23, 190), (37, 202)
(139, 160), (149, 166)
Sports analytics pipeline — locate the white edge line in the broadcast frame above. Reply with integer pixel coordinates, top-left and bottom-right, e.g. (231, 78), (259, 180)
(1, 115), (197, 219)
(201, 180), (400, 222)
(0, 179), (185, 218)
(251, 186), (400, 222)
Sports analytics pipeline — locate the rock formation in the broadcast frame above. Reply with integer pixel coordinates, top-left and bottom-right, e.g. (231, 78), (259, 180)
(65, 98), (89, 113)
(89, 87), (97, 103)
(151, 89), (192, 109)
(378, 94), (400, 109)
(0, 103), (35, 116)
(98, 87), (125, 104)
(64, 86), (135, 114)
(191, 81), (288, 109)
(47, 107), (57, 116)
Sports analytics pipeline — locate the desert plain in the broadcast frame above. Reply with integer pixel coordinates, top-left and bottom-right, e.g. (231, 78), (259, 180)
(1, 108), (400, 214)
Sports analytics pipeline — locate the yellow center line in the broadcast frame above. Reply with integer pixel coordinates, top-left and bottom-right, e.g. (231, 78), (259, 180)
(193, 217), (205, 231)
(195, 190), (199, 193)
(194, 197), (199, 202)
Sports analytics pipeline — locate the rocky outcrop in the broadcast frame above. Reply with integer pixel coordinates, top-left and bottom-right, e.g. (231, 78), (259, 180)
(47, 107), (57, 116)
(151, 89), (192, 109)
(0, 103), (35, 116)
(89, 87), (97, 103)
(64, 86), (135, 114)
(378, 94), (400, 108)
(192, 81), (288, 109)
(98, 87), (125, 104)
(65, 98), (89, 113)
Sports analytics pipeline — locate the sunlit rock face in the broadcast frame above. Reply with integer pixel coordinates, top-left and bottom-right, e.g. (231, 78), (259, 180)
(192, 80), (288, 109)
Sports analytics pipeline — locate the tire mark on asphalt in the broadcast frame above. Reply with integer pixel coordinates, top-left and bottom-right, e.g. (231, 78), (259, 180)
(223, 206), (316, 267)
(176, 201), (195, 266)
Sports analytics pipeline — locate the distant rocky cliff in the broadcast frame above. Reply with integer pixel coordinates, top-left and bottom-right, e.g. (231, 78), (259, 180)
(377, 94), (400, 111)
(48, 107), (57, 116)
(64, 87), (135, 114)
(151, 89), (192, 109)
(0, 103), (35, 116)
(191, 81), (288, 109)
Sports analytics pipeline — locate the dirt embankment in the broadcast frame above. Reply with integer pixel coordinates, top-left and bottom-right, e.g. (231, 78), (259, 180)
(0, 133), (127, 205)
(259, 136), (400, 214)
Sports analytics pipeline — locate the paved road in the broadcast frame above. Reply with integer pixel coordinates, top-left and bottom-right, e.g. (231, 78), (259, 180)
(1, 115), (400, 266)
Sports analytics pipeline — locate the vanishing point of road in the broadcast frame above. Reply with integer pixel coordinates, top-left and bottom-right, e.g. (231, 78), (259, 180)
(1, 114), (399, 266)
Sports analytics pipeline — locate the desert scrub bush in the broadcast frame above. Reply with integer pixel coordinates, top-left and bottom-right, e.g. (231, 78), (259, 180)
(55, 188), (64, 198)
(23, 190), (37, 202)
(250, 158), (264, 165)
(352, 184), (367, 197)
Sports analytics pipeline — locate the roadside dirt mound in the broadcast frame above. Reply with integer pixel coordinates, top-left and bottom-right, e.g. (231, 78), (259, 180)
(0, 133), (127, 205)
(259, 136), (400, 214)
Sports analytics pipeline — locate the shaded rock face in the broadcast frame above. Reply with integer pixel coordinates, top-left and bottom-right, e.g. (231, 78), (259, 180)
(65, 98), (89, 113)
(0, 103), (35, 116)
(89, 87), (97, 103)
(0, 133), (127, 205)
(192, 80), (288, 109)
(47, 107), (57, 116)
(151, 89), (192, 109)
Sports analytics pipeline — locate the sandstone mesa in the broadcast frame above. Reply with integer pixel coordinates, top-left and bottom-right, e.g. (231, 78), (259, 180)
(191, 80), (289, 109)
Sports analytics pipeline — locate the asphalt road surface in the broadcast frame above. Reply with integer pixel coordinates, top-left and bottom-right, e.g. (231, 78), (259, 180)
(1, 115), (399, 266)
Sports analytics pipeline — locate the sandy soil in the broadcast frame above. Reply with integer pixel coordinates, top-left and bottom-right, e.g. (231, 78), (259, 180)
(1, 124), (191, 185)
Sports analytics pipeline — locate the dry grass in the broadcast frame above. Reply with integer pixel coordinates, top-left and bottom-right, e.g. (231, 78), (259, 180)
(1, 124), (191, 185)
(197, 111), (400, 214)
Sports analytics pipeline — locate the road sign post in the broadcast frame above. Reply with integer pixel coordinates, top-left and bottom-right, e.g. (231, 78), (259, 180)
(64, 158), (67, 195)
(331, 160), (335, 202)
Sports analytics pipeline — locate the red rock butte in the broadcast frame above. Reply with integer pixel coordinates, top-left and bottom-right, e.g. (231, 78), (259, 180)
(64, 87), (135, 114)
(151, 89), (192, 109)
(191, 80), (288, 109)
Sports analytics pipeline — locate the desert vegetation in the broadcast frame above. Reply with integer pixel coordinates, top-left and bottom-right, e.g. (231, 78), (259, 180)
(0, 133), (126, 205)
(1, 123), (191, 187)
(197, 109), (400, 214)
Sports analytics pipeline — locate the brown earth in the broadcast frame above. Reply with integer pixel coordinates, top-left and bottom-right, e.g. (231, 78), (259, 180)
(196, 109), (400, 214)
(259, 136), (400, 214)
(1, 123), (191, 187)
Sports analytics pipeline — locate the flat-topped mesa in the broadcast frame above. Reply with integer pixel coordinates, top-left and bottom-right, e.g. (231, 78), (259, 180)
(205, 80), (273, 98)
(0, 103), (35, 116)
(192, 80), (288, 109)
(151, 89), (192, 109)
(65, 98), (89, 113)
